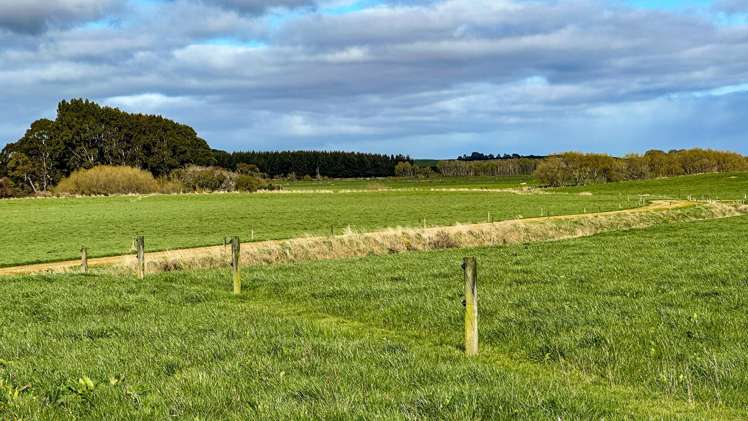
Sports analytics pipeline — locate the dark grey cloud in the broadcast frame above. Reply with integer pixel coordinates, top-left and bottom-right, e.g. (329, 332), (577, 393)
(1, 0), (748, 157)
(203, 0), (315, 14)
(0, 0), (123, 34)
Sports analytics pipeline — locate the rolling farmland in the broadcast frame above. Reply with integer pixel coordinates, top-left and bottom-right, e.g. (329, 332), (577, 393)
(2, 174), (748, 419)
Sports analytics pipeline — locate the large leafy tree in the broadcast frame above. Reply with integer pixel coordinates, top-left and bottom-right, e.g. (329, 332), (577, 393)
(5, 119), (64, 192)
(0, 99), (215, 191)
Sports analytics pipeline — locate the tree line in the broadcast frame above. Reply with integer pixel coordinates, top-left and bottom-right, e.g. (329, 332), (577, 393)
(0, 99), (215, 193)
(435, 158), (539, 177)
(0, 99), (411, 194)
(214, 150), (411, 178)
(2, 99), (746, 196)
(456, 152), (546, 161)
(534, 149), (748, 186)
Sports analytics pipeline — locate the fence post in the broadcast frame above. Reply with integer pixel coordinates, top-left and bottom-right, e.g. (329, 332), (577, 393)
(231, 236), (241, 295)
(135, 236), (145, 279)
(462, 257), (478, 356)
(80, 246), (88, 273)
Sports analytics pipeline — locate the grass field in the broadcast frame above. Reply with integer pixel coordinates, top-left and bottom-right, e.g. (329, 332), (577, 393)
(2, 214), (748, 418)
(0, 190), (634, 267)
(556, 172), (748, 200)
(281, 172), (748, 199)
(280, 175), (536, 190)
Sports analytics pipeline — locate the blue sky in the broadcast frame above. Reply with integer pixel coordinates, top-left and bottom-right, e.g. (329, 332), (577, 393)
(1, 0), (747, 158)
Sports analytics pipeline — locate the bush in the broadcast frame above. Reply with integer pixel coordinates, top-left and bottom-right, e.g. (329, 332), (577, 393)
(236, 175), (261, 192)
(54, 166), (160, 195)
(171, 166), (237, 192)
(534, 157), (568, 187)
(0, 177), (18, 198)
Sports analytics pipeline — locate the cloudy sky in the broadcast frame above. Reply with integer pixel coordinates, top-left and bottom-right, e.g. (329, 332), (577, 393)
(1, 0), (747, 157)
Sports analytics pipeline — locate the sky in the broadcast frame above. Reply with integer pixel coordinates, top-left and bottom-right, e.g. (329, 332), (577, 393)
(1, 0), (748, 158)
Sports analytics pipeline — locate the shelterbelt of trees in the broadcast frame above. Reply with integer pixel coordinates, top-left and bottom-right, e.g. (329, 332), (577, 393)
(0, 99), (410, 195)
(397, 149), (748, 185)
(1, 99), (746, 196)
(534, 150), (748, 186)
(214, 150), (410, 179)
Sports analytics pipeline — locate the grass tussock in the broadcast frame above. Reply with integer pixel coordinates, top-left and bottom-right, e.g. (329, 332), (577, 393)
(128, 201), (745, 275)
(55, 166), (162, 195)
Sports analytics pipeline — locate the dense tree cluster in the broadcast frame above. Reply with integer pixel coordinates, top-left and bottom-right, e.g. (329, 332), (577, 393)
(457, 152), (545, 161)
(436, 158), (539, 177)
(0, 99), (214, 193)
(214, 150), (411, 178)
(394, 161), (436, 177)
(534, 149), (748, 186)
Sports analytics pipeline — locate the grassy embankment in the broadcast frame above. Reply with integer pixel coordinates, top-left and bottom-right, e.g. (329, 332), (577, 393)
(0, 190), (633, 267)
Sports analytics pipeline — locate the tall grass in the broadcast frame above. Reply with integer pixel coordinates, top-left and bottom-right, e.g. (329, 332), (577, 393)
(55, 166), (161, 195)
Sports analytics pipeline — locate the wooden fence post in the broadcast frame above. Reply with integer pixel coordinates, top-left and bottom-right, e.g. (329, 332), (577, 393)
(80, 247), (88, 273)
(135, 236), (145, 279)
(231, 236), (241, 295)
(462, 257), (478, 356)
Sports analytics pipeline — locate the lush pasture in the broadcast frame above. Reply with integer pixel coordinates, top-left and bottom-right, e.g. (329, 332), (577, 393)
(280, 172), (748, 200)
(280, 175), (536, 190)
(0, 190), (632, 267)
(2, 215), (748, 418)
(557, 172), (748, 200)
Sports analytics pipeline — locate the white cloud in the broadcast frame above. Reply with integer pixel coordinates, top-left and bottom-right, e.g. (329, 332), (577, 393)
(2, 0), (748, 156)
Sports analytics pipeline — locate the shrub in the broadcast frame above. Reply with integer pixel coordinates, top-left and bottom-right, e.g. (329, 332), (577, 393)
(0, 177), (18, 198)
(395, 162), (415, 177)
(54, 166), (160, 195)
(236, 175), (261, 192)
(171, 166), (237, 192)
(534, 157), (569, 187)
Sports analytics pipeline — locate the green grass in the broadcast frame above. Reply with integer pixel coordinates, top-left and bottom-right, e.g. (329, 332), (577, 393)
(280, 175), (536, 190)
(3, 215), (748, 418)
(556, 172), (748, 200)
(283, 172), (748, 200)
(0, 190), (632, 267)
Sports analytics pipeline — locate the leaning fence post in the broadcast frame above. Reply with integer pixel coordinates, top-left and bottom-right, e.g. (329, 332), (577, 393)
(80, 246), (88, 273)
(231, 236), (241, 294)
(135, 236), (145, 279)
(462, 257), (478, 356)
